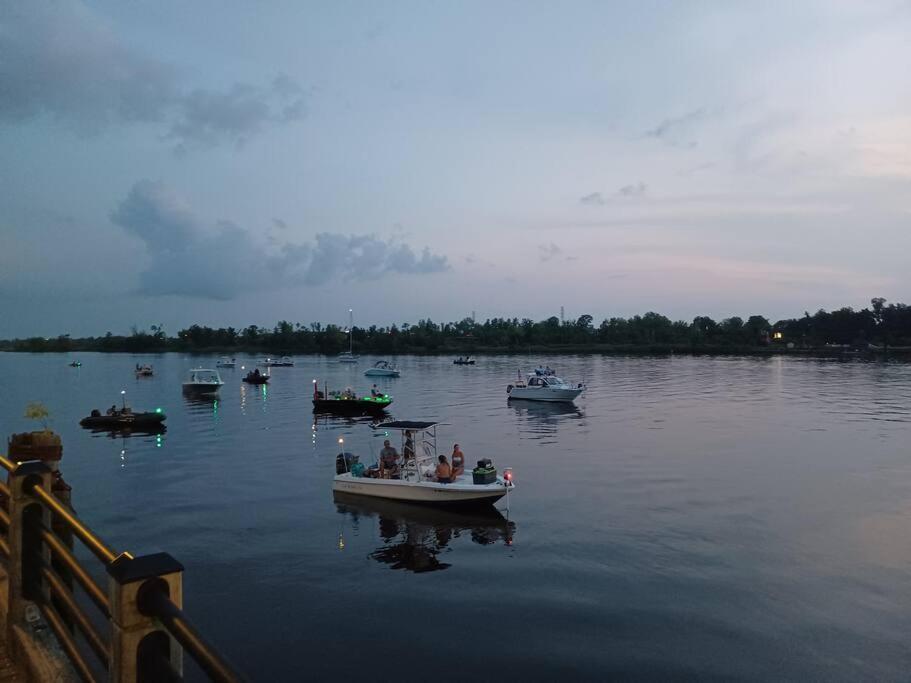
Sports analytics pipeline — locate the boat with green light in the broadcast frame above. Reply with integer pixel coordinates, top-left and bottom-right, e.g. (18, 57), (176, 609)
(312, 380), (392, 414)
(80, 407), (166, 429)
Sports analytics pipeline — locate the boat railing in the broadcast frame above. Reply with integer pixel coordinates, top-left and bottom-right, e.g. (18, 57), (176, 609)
(0, 454), (242, 682)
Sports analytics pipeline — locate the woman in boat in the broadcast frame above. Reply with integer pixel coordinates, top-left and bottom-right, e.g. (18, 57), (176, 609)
(435, 455), (452, 484)
(451, 444), (465, 477)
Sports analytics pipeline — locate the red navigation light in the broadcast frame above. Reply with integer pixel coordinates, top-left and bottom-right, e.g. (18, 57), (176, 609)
(503, 467), (513, 483)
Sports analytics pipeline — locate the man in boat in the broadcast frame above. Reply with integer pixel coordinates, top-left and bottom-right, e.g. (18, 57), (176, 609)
(379, 440), (400, 478)
(370, 384), (379, 397)
(403, 430), (415, 462)
(107, 404), (118, 416)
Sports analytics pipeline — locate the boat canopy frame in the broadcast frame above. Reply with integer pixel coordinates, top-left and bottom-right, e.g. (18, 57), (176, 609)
(375, 421), (438, 482)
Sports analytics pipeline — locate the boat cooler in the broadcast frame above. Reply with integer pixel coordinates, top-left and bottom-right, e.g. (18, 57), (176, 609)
(473, 458), (497, 485)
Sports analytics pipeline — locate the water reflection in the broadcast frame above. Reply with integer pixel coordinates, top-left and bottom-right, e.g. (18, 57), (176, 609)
(509, 400), (583, 433)
(334, 492), (515, 573)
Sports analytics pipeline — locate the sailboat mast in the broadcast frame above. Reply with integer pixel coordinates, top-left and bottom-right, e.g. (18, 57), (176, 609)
(348, 308), (353, 354)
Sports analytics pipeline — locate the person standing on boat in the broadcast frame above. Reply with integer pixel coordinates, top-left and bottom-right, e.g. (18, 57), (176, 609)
(435, 455), (452, 484)
(451, 444), (465, 477)
(403, 430), (415, 462)
(371, 384), (379, 397)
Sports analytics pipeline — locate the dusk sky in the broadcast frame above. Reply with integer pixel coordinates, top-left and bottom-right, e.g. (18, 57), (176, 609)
(2, 1), (909, 337)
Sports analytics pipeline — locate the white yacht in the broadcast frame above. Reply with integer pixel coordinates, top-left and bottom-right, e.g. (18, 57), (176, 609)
(216, 357), (236, 368)
(507, 370), (584, 403)
(332, 421), (514, 505)
(364, 360), (400, 377)
(262, 356), (294, 367)
(182, 368), (224, 394)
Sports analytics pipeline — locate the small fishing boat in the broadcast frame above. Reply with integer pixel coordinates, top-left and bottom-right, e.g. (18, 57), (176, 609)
(69, 361), (82, 367)
(312, 381), (392, 414)
(262, 356), (294, 367)
(80, 407), (166, 430)
(364, 360), (400, 377)
(338, 308), (359, 363)
(242, 369), (270, 385)
(332, 421), (514, 506)
(507, 370), (584, 403)
(216, 357), (237, 368)
(453, 357), (475, 365)
(134, 364), (154, 377)
(182, 368), (224, 394)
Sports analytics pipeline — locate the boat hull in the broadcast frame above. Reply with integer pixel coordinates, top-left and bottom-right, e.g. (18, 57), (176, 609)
(333, 473), (511, 505)
(182, 383), (223, 394)
(313, 398), (391, 414)
(364, 369), (400, 377)
(507, 386), (582, 402)
(80, 413), (166, 429)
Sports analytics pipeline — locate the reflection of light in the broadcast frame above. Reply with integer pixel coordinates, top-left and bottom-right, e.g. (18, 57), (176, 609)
(156, 435), (162, 448)
(338, 533), (345, 550)
(120, 449), (126, 468)
(213, 400), (218, 418)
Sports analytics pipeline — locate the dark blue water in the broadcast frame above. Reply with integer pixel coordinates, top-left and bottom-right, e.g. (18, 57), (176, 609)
(2, 353), (910, 680)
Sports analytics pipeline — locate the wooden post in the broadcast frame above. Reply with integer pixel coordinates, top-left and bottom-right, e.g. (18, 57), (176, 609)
(5, 461), (53, 657)
(107, 552), (184, 683)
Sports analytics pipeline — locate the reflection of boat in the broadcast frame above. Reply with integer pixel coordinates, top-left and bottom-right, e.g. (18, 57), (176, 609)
(262, 356), (294, 367)
(216, 357), (237, 368)
(84, 423), (167, 437)
(312, 380), (392, 414)
(334, 492), (515, 572)
(509, 400), (583, 419)
(333, 421), (514, 505)
(134, 364), (154, 377)
(364, 360), (400, 377)
(453, 357), (475, 365)
(242, 369), (270, 384)
(182, 368), (224, 394)
(507, 370), (584, 403)
(338, 309), (359, 363)
(80, 409), (166, 430)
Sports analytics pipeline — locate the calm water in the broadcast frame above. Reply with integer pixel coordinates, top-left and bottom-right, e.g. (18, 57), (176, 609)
(2, 353), (911, 681)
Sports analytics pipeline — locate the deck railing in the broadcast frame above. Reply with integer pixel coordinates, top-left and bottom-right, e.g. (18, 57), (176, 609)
(0, 454), (242, 682)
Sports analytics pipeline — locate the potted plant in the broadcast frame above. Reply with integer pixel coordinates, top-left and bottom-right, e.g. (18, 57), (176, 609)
(8, 402), (63, 462)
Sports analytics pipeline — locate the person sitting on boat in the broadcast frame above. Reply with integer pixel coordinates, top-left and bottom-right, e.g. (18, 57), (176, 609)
(451, 444), (465, 477)
(370, 384), (379, 397)
(107, 404), (117, 416)
(435, 455), (452, 484)
(379, 440), (400, 478)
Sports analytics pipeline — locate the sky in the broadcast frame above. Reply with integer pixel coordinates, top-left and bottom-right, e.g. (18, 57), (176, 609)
(1, 0), (909, 337)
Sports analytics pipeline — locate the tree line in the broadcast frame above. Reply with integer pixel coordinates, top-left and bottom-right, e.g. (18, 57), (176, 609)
(4, 298), (911, 354)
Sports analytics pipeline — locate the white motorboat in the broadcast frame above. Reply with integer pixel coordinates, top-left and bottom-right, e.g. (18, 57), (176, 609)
(332, 421), (514, 506)
(337, 308), (359, 363)
(216, 357), (237, 368)
(262, 356), (294, 367)
(182, 368), (224, 394)
(364, 360), (400, 377)
(507, 370), (584, 403)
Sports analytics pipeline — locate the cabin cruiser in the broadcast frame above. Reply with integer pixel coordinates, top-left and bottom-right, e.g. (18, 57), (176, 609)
(262, 356), (294, 367)
(507, 371), (584, 403)
(216, 357), (237, 368)
(332, 421), (514, 505)
(364, 360), (400, 377)
(182, 368), (224, 394)
(134, 364), (153, 377)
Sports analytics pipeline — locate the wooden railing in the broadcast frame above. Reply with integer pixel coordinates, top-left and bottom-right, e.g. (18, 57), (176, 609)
(0, 455), (242, 682)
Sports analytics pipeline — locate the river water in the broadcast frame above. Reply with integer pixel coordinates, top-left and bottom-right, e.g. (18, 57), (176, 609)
(1, 352), (910, 681)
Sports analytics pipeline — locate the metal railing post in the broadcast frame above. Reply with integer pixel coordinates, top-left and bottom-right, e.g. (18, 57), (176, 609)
(6, 461), (53, 655)
(107, 552), (184, 683)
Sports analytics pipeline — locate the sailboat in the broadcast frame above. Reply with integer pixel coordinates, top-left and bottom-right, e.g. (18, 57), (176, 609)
(338, 308), (359, 363)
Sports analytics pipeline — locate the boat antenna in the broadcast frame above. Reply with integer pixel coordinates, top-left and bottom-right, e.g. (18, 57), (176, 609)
(120, 389), (126, 410)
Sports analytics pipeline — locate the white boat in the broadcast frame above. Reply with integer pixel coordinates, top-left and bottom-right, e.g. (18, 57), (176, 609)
(262, 356), (294, 367)
(216, 357), (236, 368)
(182, 368), (224, 394)
(338, 309), (359, 363)
(507, 371), (584, 403)
(332, 421), (514, 506)
(364, 360), (400, 377)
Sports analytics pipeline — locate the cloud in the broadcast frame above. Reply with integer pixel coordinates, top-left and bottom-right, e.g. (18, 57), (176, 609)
(618, 182), (647, 197)
(644, 108), (706, 147)
(0, 2), (304, 151)
(110, 181), (448, 299)
(579, 192), (606, 206)
(538, 243), (562, 262)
